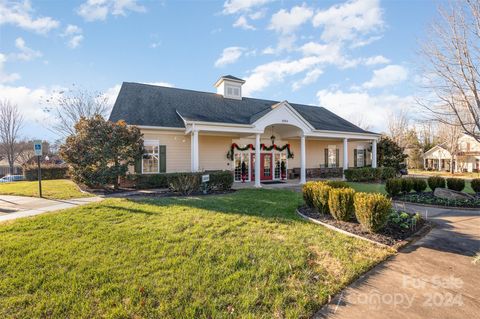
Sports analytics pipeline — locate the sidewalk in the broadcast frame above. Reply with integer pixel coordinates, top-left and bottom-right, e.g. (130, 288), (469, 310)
(314, 203), (480, 319)
(0, 195), (102, 222)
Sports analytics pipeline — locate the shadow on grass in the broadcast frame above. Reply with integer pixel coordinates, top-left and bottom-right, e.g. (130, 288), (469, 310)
(102, 189), (305, 223)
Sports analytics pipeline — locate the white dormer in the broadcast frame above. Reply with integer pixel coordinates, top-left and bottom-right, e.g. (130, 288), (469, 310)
(214, 75), (245, 100)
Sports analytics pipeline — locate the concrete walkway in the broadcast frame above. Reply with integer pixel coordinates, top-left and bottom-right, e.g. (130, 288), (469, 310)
(315, 203), (480, 319)
(0, 195), (102, 223)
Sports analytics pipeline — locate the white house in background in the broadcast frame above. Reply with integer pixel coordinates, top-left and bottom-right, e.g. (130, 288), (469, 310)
(423, 134), (480, 172)
(109, 75), (380, 186)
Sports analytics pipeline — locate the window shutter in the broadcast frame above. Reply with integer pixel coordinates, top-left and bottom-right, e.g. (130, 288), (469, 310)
(159, 145), (167, 173)
(336, 148), (340, 168)
(354, 149), (358, 168)
(134, 158), (142, 174)
(363, 149), (367, 167)
(324, 149), (328, 167)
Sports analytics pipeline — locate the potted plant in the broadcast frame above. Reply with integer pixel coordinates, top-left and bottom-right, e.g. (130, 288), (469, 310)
(281, 161), (286, 180)
(241, 161), (247, 183)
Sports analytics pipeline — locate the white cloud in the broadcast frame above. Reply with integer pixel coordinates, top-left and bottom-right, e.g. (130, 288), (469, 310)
(350, 35), (382, 48)
(269, 4), (313, 34)
(312, 0), (384, 42)
(145, 82), (174, 88)
(316, 88), (414, 132)
(233, 15), (255, 30)
(61, 25), (84, 49)
(0, 0), (59, 34)
(0, 84), (52, 123)
(214, 47), (245, 67)
(0, 54), (20, 84)
(150, 41), (161, 48)
(364, 55), (390, 65)
(223, 0), (272, 14)
(77, 0), (146, 22)
(292, 68), (323, 91)
(362, 64), (408, 89)
(12, 37), (42, 61)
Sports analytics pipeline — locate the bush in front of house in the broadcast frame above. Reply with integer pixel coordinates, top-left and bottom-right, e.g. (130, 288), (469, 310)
(401, 178), (414, 194)
(380, 167), (397, 180)
(313, 183), (333, 214)
(412, 178), (427, 193)
(328, 188), (355, 221)
(385, 178), (402, 197)
(471, 178), (480, 193)
(427, 176), (446, 191)
(168, 173), (201, 195)
(208, 171), (234, 191)
(343, 167), (396, 182)
(446, 178), (465, 192)
(302, 181), (317, 208)
(354, 192), (392, 233)
(23, 165), (69, 181)
(324, 180), (349, 189)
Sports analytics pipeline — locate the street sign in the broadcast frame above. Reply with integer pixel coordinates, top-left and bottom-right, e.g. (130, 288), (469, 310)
(202, 174), (210, 183)
(33, 140), (42, 156)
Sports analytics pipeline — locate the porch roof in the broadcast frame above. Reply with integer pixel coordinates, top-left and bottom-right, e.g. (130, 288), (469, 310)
(110, 82), (375, 135)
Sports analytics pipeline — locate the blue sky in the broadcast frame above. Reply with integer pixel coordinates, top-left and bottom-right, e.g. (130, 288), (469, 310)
(0, 0), (441, 141)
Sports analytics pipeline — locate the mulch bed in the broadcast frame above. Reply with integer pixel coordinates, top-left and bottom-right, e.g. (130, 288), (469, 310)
(394, 192), (480, 208)
(298, 206), (427, 246)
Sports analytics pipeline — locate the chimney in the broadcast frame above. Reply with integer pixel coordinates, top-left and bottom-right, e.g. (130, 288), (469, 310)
(213, 75), (245, 100)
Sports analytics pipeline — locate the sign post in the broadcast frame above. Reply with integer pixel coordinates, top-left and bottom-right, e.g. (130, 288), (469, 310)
(33, 140), (43, 198)
(201, 174), (210, 194)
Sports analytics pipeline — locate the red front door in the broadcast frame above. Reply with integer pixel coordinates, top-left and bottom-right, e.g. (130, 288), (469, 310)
(251, 153), (273, 181)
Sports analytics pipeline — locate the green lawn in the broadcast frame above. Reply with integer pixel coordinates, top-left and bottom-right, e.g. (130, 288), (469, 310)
(347, 181), (475, 194)
(0, 179), (91, 199)
(0, 189), (392, 318)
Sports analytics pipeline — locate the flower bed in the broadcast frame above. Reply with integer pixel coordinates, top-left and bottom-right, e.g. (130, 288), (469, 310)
(298, 206), (427, 246)
(395, 192), (480, 208)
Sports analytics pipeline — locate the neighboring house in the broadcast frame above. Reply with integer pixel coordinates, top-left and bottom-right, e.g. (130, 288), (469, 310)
(0, 158), (22, 177)
(423, 134), (480, 172)
(109, 75), (380, 185)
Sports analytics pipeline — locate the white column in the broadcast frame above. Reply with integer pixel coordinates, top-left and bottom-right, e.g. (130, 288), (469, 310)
(191, 130), (199, 172)
(343, 138), (349, 171)
(372, 139), (377, 168)
(300, 135), (306, 184)
(255, 133), (261, 187)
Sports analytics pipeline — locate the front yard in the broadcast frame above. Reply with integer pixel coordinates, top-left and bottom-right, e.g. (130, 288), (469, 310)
(0, 179), (90, 199)
(0, 189), (392, 318)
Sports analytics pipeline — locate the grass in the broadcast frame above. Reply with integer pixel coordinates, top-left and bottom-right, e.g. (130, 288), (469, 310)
(0, 189), (392, 318)
(0, 179), (91, 200)
(409, 169), (480, 179)
(347, 180), (475, 194)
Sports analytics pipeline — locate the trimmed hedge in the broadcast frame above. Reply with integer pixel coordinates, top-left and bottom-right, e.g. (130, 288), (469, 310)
(427, 176), (446, 191)
(401, 178), (414, 194)
(23, 165), (68, 181)
(412, 178), (427, 193)
(302, 180), (349, 213)
(123, 171), (233, 192)
(354, 193), (392, 233)
(328, 188), (355, 221)
(471, 178), (480, 193)
(446, 178), (465, 192)
(344, 167), (396, 182)
(385, 178), (402, 197)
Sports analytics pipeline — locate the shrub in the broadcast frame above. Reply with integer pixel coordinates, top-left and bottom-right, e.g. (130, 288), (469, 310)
(344, 167), (395, 182)
(385, 178), (402, 197)
(23, 165), (69, 181)
(313, 183), (333, 214)
(427, 176), (446, 191)
(380, 167), (396, 180)
(168, 173), (201, 195)
(471, 178), (480, 193)
(446, 178), (465, 192)
(208, 171), (234, 191)
(354, 192), (392, 233)
(328, 188), (355, 221)
(401, 178), (414, 193)
(411, 178), (427, 193)
(324, 180), (349, 188)
(302, 181), (318, 207)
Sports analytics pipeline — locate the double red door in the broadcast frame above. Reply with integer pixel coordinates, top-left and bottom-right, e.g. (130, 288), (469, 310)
(251, 153), (273, 181)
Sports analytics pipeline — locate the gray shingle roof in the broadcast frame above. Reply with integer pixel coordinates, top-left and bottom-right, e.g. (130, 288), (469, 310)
(109, 82), (374, 134)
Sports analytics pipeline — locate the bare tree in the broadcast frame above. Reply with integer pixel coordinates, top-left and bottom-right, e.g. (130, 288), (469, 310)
(387, 109), (410, 148)
(418, 0), (480, 142)
(437, 121), (463, 173)
(43, 86), (110, 137)
(352, 115), (373, 131)
(0, 100), (24, 175)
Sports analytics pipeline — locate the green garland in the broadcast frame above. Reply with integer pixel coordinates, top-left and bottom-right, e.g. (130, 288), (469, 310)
(227, 143), (294, 160)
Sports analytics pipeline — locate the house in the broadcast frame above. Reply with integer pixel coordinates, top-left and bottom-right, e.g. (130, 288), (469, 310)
(423, 134), (480, 172)
(109, 75), (380, 185)
(0, 158), (22, 177)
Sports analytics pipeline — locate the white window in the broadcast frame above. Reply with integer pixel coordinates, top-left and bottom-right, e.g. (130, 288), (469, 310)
(328, 145), (337, 168)
(357, 147), (365, 167)
(142, 141), (159, 174)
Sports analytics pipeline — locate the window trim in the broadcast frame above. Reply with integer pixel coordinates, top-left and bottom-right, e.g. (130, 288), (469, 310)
(142, 140), (160, 174)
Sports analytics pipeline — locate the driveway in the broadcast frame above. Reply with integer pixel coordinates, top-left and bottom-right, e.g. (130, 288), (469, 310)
(315, 203), (480, 319)
(0, 195), (102, 222)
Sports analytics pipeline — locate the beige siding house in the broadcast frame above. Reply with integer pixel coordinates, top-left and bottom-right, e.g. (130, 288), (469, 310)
(109, 75), (380, 186)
